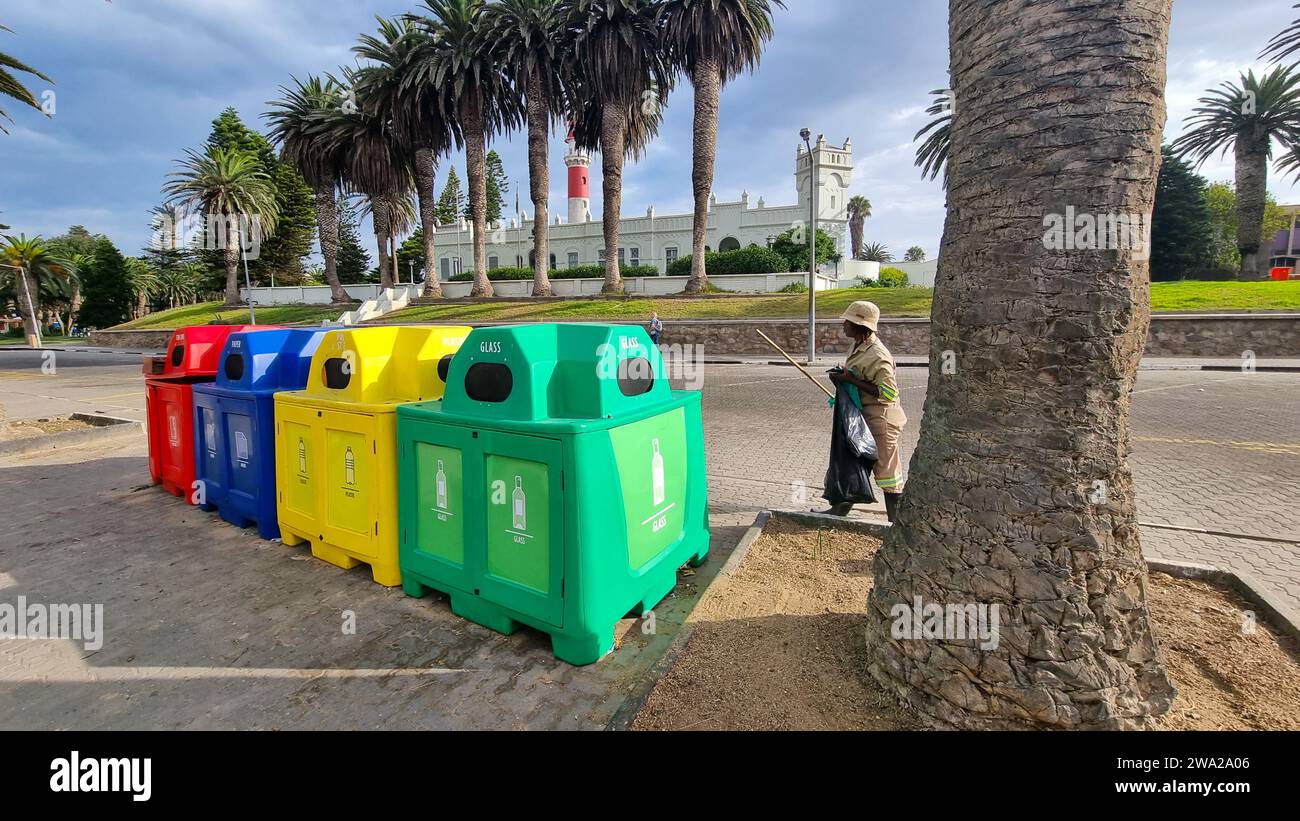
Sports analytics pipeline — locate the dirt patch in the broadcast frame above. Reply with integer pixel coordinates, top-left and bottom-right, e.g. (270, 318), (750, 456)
(632, 519), (1300, 730)
(0, 416), (96, 442)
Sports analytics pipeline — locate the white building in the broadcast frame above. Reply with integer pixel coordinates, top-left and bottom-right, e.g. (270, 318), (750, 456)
(431, 134), (854, 279)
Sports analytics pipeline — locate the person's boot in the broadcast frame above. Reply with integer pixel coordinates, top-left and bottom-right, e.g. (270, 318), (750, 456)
(883, 492), (901, 523)
(814, 502), (854, 516)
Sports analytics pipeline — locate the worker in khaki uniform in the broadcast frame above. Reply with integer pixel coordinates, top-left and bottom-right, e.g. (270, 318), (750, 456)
(827, 300), (907, 521)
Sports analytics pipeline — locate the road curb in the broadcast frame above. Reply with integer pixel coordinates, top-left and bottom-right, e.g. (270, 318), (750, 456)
(0, 413), (143, 458)
(1147, 559), (1300, 645)
(605, 510), (771, 731)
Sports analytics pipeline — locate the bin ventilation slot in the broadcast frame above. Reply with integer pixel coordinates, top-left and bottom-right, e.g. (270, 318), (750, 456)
(465, 362), (513, 403)
(617, 358), (655, 397)
(437, 354), (454, 384)
(223, 353), (245, 382)
(170, 345), (185, 367)
(323, 357), (352, 390)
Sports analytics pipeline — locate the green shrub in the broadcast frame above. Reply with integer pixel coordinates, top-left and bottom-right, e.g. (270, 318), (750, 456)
(6, 324), (25, 338)
(668, 244), (791, 277)
(864, 267), (910, 288)
(777, 281), (808, 294)
(448, 264), (659, 282)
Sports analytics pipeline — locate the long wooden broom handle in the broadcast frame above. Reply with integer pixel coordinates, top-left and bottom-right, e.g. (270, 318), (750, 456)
(755, 329), (834, 399)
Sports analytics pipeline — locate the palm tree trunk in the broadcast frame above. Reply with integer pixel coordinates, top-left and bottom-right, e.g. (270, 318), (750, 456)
(600, 103), (627, 294)
(685, 57), (721, 295)
(17, 268), (40, 347)
(223, 215), (242, 306)
(850, 214), (864, 260)
(863, 0), (1176, 730)
(415, 146), (442, 299)
(1234, 131), (1270, 281)
(464, 96), (494, 297)
(68, 280), (80, 333)
(314, 187), (351, 304)
(372, 197), (392, 287)
(527, 70), (553, 297)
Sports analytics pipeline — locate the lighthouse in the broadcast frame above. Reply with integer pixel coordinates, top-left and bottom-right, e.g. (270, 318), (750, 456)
(564, 133), (591, 224)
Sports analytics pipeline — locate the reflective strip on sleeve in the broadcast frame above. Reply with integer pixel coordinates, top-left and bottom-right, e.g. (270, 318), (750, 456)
(877, 475), (903, 489)
(879, 385), (899, 402)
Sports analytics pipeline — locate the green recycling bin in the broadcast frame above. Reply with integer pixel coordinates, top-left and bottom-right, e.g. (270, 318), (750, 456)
(396, 323), (709, 665)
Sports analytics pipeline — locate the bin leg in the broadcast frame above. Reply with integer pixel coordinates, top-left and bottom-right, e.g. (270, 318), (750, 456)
(402, 578), (428, 599)
(687, 549), (709, 569)
(551, 627), (615, 666)
(255, 519), (281, 541)
(280, 529), (307, 547)
(450, 595), (518, 637)
(370, 561), (402, 588)
(311, 541), (360, 571)
(630, 572), (678, 618)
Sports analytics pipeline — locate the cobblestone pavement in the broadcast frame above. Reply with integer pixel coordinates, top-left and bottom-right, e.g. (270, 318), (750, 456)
(698, 363), (1300, 614)
(0, 356), (1297, 728)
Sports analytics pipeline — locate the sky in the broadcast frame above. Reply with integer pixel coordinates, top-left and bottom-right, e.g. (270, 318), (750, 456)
(1, 0), (1297, 262)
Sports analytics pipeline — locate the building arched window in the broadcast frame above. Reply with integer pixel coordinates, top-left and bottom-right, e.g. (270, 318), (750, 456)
(630, 247), (640, 266)
(719, 237), (740, 252)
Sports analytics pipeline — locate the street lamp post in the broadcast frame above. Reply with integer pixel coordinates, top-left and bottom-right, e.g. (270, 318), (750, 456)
(801, 128), (817, 363)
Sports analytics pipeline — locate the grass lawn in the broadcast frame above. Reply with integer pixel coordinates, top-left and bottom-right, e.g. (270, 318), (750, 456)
(107, 279), (1300, 330)
(112, 302), (344, 329)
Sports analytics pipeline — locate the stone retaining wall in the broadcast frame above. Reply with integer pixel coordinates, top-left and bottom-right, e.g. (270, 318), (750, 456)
(91, 313), (1300, 358)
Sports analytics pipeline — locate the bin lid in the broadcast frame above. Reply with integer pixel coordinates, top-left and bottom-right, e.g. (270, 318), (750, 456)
(440, 323), (671, 422)
(158, 324), (279, 379)
(300, 325), (472, 405)
(214, 328), (332, 392)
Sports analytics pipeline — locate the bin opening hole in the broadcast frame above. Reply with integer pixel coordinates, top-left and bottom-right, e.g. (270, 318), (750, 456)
(323, 357), (351, 390)
(617, 357), (655, 397)
(223, 353), (245, 381)
(169, 345), (185, 367)
(437, 354), (454, 384)
(465, 362), (513, 403)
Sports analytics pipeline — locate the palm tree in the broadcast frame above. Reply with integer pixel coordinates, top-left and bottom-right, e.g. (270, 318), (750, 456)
(913, 88), (951, 184)
(0, 24), (51, 135)
(266, 75), (356, 304)
(163, 146), (279, 306)
(862, 0), (1177, 730)
(658, 0), (784, 294)
(859, 241), (891, 263)
(1171, 68), (1300, 280)
(408, 0), (519, 297)
(308, 66), (413, 289)
(846, 195), (871, 259)
(484, 0), (569, 297)
(354, 16), (456, 298)
(1263, 4), (1300, 68)
(1, 235), (71, 347)
(63, 251), (93, 330)
(566, 0), (673, 294)
(125, 258), (159, 319)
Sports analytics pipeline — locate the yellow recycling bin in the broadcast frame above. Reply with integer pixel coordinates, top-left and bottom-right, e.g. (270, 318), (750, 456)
(274, 325), (471, 586)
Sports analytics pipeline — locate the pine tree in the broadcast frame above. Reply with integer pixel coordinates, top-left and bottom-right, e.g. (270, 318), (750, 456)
(77, 237), (134, 329)
(466, 151), (509, 223)
(335, 199), (371, 285)
(1151, 145), (1215, 281)
(201, 108), (315, 285)
(437, 167), (465, 225)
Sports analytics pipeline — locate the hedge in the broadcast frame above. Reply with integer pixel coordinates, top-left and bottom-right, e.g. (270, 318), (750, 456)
(668, 244), (791, 277)
(864, 266), (910, 288)
(448, 264), (659, 282)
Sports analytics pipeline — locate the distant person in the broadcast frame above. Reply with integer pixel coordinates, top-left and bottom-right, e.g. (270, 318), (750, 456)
(827, 301), (907, 521)
(649, 312), (663, 345)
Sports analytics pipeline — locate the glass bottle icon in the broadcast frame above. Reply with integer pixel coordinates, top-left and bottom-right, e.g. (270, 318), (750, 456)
(651, 438), (666, 506)
(205, 414), (216, 455)
(344, 446), (355, 485)
(298, 438), (307, 474)
(435, 459), (448, 510)
(512, 476), (527, 531)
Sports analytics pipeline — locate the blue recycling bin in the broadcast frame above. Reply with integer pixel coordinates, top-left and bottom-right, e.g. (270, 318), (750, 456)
(191, 328), (329, 539)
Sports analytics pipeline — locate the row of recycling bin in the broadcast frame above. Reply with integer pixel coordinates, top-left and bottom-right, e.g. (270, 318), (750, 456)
(142, 322), (709, 665)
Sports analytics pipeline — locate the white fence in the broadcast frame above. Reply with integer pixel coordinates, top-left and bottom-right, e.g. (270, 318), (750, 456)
(241, 272), (840, 306)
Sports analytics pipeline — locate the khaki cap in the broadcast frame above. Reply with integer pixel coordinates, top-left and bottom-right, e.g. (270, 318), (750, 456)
(840, 300), (880, 332)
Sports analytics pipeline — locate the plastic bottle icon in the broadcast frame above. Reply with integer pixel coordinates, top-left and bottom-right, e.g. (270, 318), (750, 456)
(436, 459), (448, 510)
(205, 415), (216, 455)
(512, 475), (527, 531)
(651, 438), (666, 506)
(344, 446), (356, 485)
(298, 438), (307, 474)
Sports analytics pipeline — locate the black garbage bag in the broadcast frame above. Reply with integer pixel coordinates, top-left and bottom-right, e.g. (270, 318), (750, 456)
(823, 382), (879, 505)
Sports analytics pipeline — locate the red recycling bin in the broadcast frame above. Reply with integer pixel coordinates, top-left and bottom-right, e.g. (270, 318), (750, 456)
(1270, 267), (1293, 281)
(145, 324), (277, 501)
